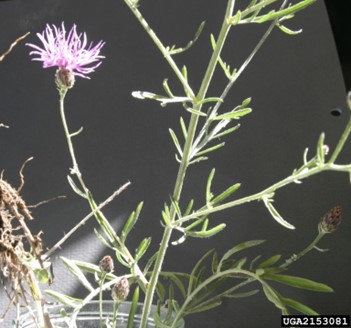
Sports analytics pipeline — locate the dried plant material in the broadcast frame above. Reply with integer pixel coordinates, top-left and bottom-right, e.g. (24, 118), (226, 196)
(0, 163), (50, 325)
(0, 32), (30, 63)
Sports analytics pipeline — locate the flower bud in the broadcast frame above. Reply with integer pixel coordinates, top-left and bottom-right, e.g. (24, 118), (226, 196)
(319, 205), (342, 233)
(55, 67), (75, 89)
(112, 277), (129, 303)
(99, 255), (114, 273)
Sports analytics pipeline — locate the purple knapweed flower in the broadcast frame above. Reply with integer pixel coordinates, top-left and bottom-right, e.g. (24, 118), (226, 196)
(26, 22), (105, 86)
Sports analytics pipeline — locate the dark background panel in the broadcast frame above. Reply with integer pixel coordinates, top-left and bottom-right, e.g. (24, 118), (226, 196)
(0, 0), (350, 327)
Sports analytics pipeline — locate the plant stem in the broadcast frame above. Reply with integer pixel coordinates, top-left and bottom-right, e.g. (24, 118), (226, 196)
(328, 116), (351, 164)
(138, 2), (236, 327)
(123, 0), (195, 99)
(279, 231), (325, 270)
(180, 162), (351, 223)
(99, 274), (106, 328)
(58, 90), (148, 288)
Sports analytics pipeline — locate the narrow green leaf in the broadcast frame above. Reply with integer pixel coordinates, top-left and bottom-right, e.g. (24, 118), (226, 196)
(257, 254), (282, 269)
(234, 257), (247, 269)
(162, 209), (171, 226)
(185, 106), (208, 117)
(184, 217), (206, 232)
(316, 132), (325, 164)
(182, 65), (188, 81)
(143, 251), (158, 275)
(184, 199), (194, 216)
(162, 79), (174, 98)
(219, 240), (265, 271)
(168, 21), (205, 55)
(94, 228), (114, 249)
(195, 142), (225, 158)
(121, 202), (143, 243)
(263, 197), (295, 230)
(135, 237), (152, 262)
(60, 257), (94, 292)
(210, 34), (232, 79)
(231, 10), (242, 25)
(67, 175), (87, 199)
(187, 300), (222, 314)
(87, 193), (119, 246)
(188, 249), (215, 294)
(278, 24), (302, 35)
(214, 124), (240, 139)
(156, 281), (166, 302)
(189, 223), (226, 238)
(127, 287), (140, 328)
(264, 274), (333, 292)
(241, 97), (251, 107)
(280, 295), (319, 315)
(180, 116), (187, 140)
(212, 183), (241, 205)
(225, 289), (259, 299)
(45, 290), (82, 308)
(262, 283), (286, 310)
(213, 108), (252, 121)
(255, 0), (316, 24)
(206, 169), (216, 204)
(169, 129), (183, 156)
(69, 126), (84, 138)
(211, 251), (218, 274)
(168, 274), (187, 299)
(198, 97), (223, 105)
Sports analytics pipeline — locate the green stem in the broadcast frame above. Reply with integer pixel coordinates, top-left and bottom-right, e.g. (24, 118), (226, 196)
(279, 232), (325, 270)
(99, 274), (106, 328)
(58, 90), (148, 289)
(180, 162), (351, 223)
(112, 302), (119, 328)
(123, 0), (195, 99)
(328, 116), (351, 164)
(137, 2), (236, 327)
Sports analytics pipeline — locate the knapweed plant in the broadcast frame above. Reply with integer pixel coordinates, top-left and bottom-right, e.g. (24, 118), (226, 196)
(1, 0), (350, 327)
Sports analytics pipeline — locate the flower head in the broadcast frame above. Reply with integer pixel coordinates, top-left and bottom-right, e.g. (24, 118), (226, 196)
(99, 255), (114, 274)
(319, 205), (342, 233)
(112, 277), (130, 303)
(26, 22), (105, 80)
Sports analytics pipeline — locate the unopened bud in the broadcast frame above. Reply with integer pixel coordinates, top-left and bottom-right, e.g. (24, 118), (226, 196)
(112, 277), (129, 303)
(55, 67), (75, 89)
(99, 255), (114, 273)
(319, 205), (342, 233)
(347, 91), (351, 111)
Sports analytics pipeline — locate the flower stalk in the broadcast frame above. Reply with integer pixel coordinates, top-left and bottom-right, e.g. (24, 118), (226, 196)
(58, 89), (148, 289)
